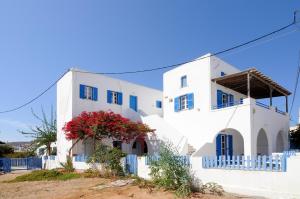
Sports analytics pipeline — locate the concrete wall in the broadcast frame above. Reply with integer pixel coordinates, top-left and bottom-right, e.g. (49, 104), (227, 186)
(136, 155), (300, 199)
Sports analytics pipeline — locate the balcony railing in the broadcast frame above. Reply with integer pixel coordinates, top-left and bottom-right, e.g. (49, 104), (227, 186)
(212, 99), (243, 110)
(255, 101), (270, 109)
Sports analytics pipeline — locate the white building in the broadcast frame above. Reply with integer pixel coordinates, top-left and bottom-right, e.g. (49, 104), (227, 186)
(57, 54), (291, 162)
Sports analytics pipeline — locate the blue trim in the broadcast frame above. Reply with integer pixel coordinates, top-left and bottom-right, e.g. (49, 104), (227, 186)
(156, 100), (162, 108)
(92, 87), (98, 101)
(217, 90), (223, 108)
(130, 95), (138, 111)
(107, 90), (112, 103)
(80, 84), (85, 99)
(174, 97), (179, 112)
(187, 93), (194, 109)
(117, 92), (123, 105)
(227, 135), (233, 157)
(221, 72), (226, 76)
(216, 134), (222, 157)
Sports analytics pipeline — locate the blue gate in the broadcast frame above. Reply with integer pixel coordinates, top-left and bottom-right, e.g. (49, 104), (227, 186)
(125, 154), (137, 175)
(8, 157), (42, 171)
(0, 158), (12, 173)
(27, 157), (42, 170)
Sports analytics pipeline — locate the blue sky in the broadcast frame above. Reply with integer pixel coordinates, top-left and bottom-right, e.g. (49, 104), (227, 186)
(0, 1), (299, 141)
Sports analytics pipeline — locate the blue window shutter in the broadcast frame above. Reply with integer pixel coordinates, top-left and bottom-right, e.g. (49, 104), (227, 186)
(92, 87), (98, 101)
(80, 84), (85, 99)
(187, 93), (194, 110)
(107, 90), (112, 103)
(221, 72), (226, 76)
(227, 135), (233, 157)
(216, 134), (222, 157)
(229, 94), (234, 106)
(117, 92), (123, 105)
(130, 95), (137, 111)
(217, 90), (222, 108)
(156, 100), (162, 108)
(174, 97), (179, 112)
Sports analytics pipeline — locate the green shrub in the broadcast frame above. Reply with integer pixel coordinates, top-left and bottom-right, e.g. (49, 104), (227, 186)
(60, 156), (75, 173)
(149, 143), (192, 198)
(87, 143), (126, 177)
(0, 144), (14, 157)
(7, 170), (80, 182)
(82, 168), (102, 178)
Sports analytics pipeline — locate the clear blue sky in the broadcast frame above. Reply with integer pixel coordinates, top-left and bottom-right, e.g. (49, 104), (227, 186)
(0, 1), (299, 142)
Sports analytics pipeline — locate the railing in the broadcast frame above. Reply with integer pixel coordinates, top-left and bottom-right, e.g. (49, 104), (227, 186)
(255, 101), (270, 109)
(11, 158), (28, 167)
(275, 108), (286, 115)
(74, 154), (88, 162)
(283, 150), (299, 157)
(202, 155), (287, 172)
(145, 155), (190, 166)
(212, 100), (243, 110)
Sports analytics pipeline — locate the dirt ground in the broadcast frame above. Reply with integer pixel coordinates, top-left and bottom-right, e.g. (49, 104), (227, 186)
(0, 171), (258, 199)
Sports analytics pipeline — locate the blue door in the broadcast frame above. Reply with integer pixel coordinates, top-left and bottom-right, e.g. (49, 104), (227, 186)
(125, 154), (137, 175)
(216, 134), (233, 157)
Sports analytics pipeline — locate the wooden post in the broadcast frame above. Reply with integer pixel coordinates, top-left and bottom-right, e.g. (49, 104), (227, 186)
(247, 72), (251, 97)
(285, 95), (288, 113)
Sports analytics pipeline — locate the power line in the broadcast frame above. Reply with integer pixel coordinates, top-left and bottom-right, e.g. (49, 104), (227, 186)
(289, 51), (300, 119)
(0, 14), (298, 114)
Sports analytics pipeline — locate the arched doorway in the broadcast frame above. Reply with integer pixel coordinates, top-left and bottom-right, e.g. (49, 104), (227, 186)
(215, 128), (244, 157)
(257, 129), (269, 155)
(275, 131), (285, 152)
(132, 137), (148, 156)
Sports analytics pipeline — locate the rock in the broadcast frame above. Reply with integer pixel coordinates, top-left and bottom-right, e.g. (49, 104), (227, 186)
(92, 179), (135, 190)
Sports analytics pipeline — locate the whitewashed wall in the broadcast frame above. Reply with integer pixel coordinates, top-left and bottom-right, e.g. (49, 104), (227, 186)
(136, 155), (300, 199)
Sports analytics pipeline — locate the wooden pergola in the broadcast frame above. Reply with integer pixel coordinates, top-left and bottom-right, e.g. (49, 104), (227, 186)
(212, 68), (291, 112)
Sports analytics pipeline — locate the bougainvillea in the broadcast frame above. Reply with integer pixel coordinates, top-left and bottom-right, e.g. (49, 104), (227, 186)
(63, 111), (155, 155)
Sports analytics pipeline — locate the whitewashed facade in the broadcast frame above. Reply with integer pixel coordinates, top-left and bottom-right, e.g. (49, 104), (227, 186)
(56, 54), (291, 162)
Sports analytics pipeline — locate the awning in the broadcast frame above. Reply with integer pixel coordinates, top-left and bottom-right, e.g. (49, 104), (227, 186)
(211, 68), (291, 99)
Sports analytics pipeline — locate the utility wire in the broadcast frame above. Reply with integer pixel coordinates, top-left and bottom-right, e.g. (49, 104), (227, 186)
(289, 51), (300, 119)
(0, 14), (298, 114)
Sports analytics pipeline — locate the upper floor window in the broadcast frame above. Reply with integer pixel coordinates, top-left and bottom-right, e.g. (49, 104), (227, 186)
(107, 90), (123, 105)
(181, 75), (187, 88)
(156, 100), (162, 108)
(79, 84), (98, 101)
(174, 93), (194, 112)
(221, 72), (226, 77)
(130, 95), (138, 111)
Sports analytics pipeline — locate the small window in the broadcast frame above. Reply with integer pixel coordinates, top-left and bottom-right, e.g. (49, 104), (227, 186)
(221, 72), (226, 77)
(179, 95), (188, 110)
(113, 141), (122, 150)
(181, 75), (187, 88)
(156, 100), (162, 108)
(85, 86), (93, 100)
(107, 90), (122, 105)
(222, 93), (228, 105)
(112, 91), (118, 104)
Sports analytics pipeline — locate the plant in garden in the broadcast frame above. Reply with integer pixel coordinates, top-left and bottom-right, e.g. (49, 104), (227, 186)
(60, 156), (75, 173)
(149, 143), (193, 198)
(63, 111), (154, 157)
(88, 143), (126, 176)
(20, 107), (57, 156)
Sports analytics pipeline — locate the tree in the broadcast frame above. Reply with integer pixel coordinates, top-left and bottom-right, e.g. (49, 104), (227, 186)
(20, 107), (57, 155)
(0, 144), (14, 157)
(63, 111), (154, 157)
(290, 125), (300, 149)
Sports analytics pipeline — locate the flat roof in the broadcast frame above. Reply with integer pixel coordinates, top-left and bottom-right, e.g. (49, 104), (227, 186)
(212, 68), (291, 99)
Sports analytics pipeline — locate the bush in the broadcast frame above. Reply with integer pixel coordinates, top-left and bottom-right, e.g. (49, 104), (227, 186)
(82, 168), (102, 178)
(0, 144), (14, 157)
(5, 151), (35, 158)
(149, 143), (193, 198)
(60, 156), (75, 172)
(7, 170), (80, 182)
(88, 143), (126, 177)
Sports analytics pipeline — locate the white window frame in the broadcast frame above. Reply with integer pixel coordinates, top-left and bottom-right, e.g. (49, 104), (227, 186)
(179, 95), (188, 110)
(85, 86), (93, 100)
(112, 91), (118, 104)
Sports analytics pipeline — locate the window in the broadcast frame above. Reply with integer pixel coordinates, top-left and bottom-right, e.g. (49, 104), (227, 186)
(174, 93), (194, 112)
(107, 90), (122, 105)
(181, 75), (187, 88)
(80, 84), (98, 101)
(221, 135), (226, 155)
(222, 93), (228, 105)
(85, 86), (93, 100)
(130, 95), (138, 111)
(113, 141), (122, 150)
(180, 95), (188, 110)
(156, 100), (162, 108)
(221, 72), (226, 76)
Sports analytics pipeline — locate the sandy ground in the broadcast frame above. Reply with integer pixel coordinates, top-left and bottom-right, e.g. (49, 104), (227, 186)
(0, 171), (259, 199)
